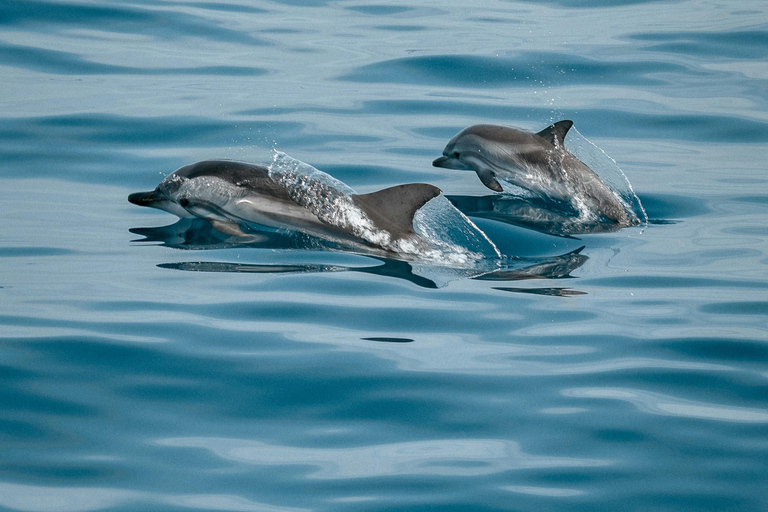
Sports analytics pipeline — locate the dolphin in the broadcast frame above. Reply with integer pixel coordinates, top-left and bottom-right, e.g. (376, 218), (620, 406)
(433, 120), (631, 225)
(129, 159), (441, 254)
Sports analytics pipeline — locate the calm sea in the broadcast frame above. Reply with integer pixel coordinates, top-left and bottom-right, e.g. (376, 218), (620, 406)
(1, 1), (767, 511)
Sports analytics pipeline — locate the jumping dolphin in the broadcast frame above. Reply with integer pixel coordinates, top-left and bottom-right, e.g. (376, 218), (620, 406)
(433, 120), (631, 225)
(129, 159), (441, 254)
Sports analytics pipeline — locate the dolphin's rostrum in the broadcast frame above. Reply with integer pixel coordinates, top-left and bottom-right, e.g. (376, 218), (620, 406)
(433, 120), (632, 225)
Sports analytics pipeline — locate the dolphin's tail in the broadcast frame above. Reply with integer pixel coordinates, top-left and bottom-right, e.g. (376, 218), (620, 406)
(351, 183), (442, 238)
(128, 190), (159, 207)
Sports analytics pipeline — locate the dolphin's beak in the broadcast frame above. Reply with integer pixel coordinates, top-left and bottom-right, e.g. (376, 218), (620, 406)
(432, 156), (450, 168)
(128, 190), (158, 207)
(432, 156), (474, 171)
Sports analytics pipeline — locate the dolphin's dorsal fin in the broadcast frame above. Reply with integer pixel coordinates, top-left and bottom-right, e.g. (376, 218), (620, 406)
(352, 183), (442, 238)
(536, 120), (573, 147)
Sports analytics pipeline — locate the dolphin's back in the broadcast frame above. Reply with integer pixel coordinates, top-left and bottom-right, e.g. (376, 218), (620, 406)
(173, 160), (292, 201)
(454, 121), (575, 158)
(459, 124), (537, 146)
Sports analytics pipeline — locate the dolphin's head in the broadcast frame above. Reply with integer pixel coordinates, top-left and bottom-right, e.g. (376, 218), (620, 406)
(128, 172), (195, 218)
(433, 125), (543, 192)
(432, 127), (485, 171)
(432, 124), (538, 172)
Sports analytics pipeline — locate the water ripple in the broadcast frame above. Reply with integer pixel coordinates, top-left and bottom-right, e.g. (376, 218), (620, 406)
(502, 485), (585, 497)
(0, 0), (269, 44)
(0, 482), (306, 512)
(629, 29), (768, 60)
(156, 437), (610, 479)
(563, 387), (768, 423)
(0, 42), (268, 76)
(240, 100), (768, 143)
(338, 53), (700, 88)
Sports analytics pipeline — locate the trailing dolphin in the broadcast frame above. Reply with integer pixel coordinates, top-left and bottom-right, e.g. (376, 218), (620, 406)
(129, 155), (445, 257)
(433, 120), (632, 225)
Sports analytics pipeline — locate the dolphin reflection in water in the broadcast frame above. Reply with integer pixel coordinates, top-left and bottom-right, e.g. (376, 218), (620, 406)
(446, 194), (625, 237)
(130, 218), (588, 292)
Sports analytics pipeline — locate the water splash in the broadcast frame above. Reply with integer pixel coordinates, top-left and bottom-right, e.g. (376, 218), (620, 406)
(268, 151), (396, 250)
(414, 195), (502, 261)
(566, 127), (649, 227)
(268, 152), (499, 266)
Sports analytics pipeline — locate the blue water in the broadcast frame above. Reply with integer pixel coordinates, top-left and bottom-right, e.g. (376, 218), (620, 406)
(2, 1), (768, 511)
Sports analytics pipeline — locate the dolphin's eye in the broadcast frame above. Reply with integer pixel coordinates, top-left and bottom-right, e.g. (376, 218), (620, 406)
(179, 198), (190, 207)
(453, 152), (460, 158)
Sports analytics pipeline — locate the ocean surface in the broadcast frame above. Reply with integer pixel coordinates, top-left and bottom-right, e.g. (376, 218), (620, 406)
(1, 0), (768, 511)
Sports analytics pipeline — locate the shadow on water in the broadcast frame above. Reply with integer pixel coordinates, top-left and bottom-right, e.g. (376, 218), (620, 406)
(130, 219), (589, 292)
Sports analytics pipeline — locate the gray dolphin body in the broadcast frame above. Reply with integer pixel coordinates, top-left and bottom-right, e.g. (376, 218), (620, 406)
(433, 121), (631, 225)
(129, 160), (441, 253)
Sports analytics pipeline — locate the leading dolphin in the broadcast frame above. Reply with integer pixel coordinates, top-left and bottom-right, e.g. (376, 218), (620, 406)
(433, 120), (631, 225)
(129, 158), (441, 254)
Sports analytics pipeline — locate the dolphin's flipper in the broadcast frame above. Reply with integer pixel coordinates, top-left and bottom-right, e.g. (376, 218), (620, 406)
(536, 120), (573, 147)
(476, 167), (504, 192)
(352, 183), (441, 237)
